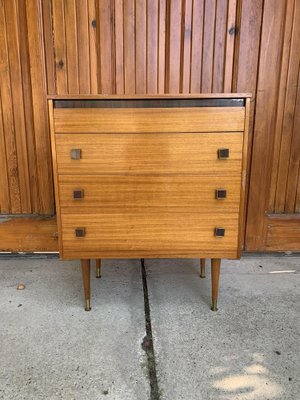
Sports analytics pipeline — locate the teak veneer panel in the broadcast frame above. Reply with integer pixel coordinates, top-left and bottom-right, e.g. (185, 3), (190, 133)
(58, 175), (241, 214)
(53, 107), (245, 133)
(55, 132), (243, 175)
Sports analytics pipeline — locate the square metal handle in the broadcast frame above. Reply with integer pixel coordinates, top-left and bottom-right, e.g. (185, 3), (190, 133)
(215, 189), (227, 200)
(70, 149), (82, 160)
(75, 227), (86, 237)
(218, 148), (229, 159)
(214, 227), (225, 237)
(73, 189), (84, 199)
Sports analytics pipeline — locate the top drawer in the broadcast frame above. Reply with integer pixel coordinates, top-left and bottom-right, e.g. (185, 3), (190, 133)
(53, 107), (245, 133)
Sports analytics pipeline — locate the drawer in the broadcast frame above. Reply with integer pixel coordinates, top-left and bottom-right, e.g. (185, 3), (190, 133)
(53, 107), (245, 133)
(55, 133), (243, 175)
(60, 213), (239, 258)
(58, 175), (241, 214)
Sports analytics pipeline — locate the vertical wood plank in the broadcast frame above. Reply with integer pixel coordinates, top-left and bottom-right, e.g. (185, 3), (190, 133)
(234, 0), (264, 251)
(212, 0), (227, 93)
(157, 0), (166, 93)
(25, 0), (54, 214)
(114, 0), (124, 94)
(52, 0), (68, 94)
(180, 0), (192, 93)
(98, 0), (114, 93)
(76, 0), (90, 93)
(201, 0), (216, 92)
(275, 0), (300, 213)
(5, 0), (31, 213)
(285, 65), (300, 212)
(147, 0), (158, 93)
(234, 0), (263, 132)
(166, 0), (182, 93)
(268, 0), (295, 212)
(18, 0), (39, 213)
(0, 0), (21, 213)
(88, 0), (98, 93)
(41, 0), (56, 94)
(64, 0), (79, 93)
(296, 99), (300, 211)
(190, 0), (204, 93)
(135, 0), (146, 93)
(123, 0), (135, 93)
(0, 86), (10, 213)
(223, 0), (237, 92)
(245, 0), (286, 251)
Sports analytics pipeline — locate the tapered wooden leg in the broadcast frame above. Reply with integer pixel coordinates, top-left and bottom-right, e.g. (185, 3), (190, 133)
(96, 259), (101, 278)
(211, 258), (221, 311)
(81, 259), (91, 311)
(200, 258), (206, 278)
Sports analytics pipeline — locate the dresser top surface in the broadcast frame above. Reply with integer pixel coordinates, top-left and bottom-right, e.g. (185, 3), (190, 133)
(48, 93), (251, 100)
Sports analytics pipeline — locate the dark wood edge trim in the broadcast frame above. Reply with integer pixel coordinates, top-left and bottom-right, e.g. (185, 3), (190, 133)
(53, 98), (246, 108)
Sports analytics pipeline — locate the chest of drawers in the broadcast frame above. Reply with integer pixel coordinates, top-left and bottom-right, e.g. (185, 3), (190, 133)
(49, 94), (250, 311)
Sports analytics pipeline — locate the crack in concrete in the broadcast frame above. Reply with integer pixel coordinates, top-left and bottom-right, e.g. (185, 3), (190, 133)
(141, 258), (161, 400)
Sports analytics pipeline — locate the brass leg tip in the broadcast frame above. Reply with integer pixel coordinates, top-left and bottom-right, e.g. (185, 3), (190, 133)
(96, 269), (101, 278)
(211, 300), (218, 311)
(200, 264), (205, 278)
(85, 299), (91, 311)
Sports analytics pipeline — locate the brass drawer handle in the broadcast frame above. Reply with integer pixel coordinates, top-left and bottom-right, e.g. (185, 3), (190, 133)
(73, 189), (84, 199)
(75, 227), (86, 237)
(70, 149), (82, 160)
(218, 148), (229, 159)
(215, 189), (227, 199)
(214, 227), (225, 237)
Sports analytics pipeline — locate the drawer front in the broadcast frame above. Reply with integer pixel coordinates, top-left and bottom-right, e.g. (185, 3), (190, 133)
(58, 175), (241, 214)
(53, 107), (245, 133)
(60, 213), (239, 257)
(55, 133), (243, 175)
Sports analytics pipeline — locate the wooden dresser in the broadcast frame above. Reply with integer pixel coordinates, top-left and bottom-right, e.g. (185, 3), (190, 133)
(48, 94), (250, 311)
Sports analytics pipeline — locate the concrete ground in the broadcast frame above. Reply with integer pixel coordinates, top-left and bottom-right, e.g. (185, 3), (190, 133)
(0, 256), (299, 400)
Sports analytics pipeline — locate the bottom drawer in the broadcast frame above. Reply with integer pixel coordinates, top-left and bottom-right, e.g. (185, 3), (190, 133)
(60, 212), (239, 259)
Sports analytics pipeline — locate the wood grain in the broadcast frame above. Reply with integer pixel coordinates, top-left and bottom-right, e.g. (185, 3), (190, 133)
(190, 0), (204, 92)
(98, 0), (114, 94)
(5, 0), (31, 212)
(64, 0), (79, 94)
(25, 0), (54, 214)
(58, 174), (241, 214)
(147, 0), (158, 94)
(0, 0), (21, 213)
(245, 0), (287, 251)
(135, 0), (146, 93)
(0, 215), (58, 252)
(60, 212), (239, 258)
(123, 0), (135, 94)
(55, 132), (243, 175)
(52, 0), (67, 94)
(266, 214), (300, 251)
(201, 0), (216, 92)
(54, 107), (245, 133)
